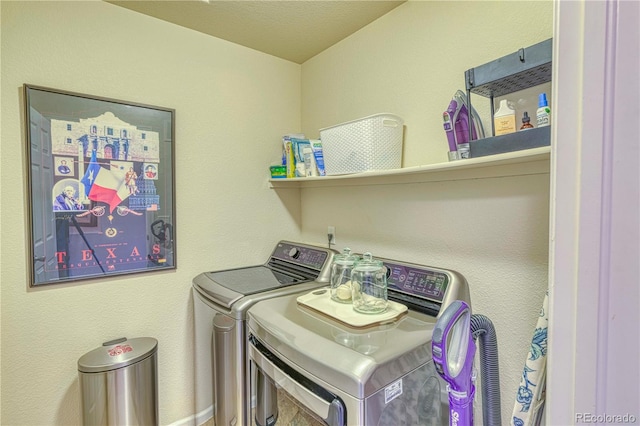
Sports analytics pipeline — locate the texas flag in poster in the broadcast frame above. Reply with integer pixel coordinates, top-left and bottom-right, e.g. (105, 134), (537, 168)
(81, 150), (130, 213)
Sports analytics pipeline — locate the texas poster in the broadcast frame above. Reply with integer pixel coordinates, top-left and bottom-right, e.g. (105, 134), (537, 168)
(25, 85), (176, 286)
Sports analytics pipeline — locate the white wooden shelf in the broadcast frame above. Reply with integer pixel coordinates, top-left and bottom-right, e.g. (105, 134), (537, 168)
(269, 146), (551, 188)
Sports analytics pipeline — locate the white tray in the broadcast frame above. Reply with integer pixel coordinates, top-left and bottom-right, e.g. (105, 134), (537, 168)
(296, 288), (408, 328)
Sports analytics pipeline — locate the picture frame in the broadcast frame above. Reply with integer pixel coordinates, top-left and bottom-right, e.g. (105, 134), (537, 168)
(24, 84), (176, 286)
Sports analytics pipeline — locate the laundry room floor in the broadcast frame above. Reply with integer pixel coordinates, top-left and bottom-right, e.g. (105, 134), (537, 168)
(200, 389), (321, 426)
(275, 387), (323, 426)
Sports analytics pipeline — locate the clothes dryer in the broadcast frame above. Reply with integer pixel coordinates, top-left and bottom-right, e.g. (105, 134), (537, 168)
(247, 257), (471, 426)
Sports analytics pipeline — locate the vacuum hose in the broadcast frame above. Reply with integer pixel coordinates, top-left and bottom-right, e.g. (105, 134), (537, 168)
(471, 314), (502, 426)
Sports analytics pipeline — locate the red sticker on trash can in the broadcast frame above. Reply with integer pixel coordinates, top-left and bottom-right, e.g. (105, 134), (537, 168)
(108, 345), (133, 356)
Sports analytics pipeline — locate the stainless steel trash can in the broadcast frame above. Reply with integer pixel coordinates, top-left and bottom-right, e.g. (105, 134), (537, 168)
(78, 337), (158, 426)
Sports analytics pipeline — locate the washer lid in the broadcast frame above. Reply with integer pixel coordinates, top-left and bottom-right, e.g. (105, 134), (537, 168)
(193, 266), (308, 308)
(78, 337), (158, 373)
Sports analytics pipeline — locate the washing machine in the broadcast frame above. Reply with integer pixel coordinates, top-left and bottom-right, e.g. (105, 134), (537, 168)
(192, 240), (336, 426)
(247, 256), (471, 426)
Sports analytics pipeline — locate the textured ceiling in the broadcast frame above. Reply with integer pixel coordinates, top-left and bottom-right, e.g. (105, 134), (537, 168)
(106, 1), (406, 64)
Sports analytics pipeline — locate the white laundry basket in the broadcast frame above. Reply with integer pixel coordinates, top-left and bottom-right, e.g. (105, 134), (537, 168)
(319, 113), (404, 175)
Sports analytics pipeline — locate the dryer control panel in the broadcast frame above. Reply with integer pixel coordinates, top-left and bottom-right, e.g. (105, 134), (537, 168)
(386, 263), (448, 303)
(379, 258), (469, 317)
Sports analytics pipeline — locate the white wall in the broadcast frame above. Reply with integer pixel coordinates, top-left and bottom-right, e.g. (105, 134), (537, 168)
(0, 1), (301, 424)
(1, 1), (556, 425)
(298, 1), (553, 424)
(302, 0), (553, 165)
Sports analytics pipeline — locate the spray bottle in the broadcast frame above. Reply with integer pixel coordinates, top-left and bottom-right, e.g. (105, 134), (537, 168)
(536, 93), (551, 127)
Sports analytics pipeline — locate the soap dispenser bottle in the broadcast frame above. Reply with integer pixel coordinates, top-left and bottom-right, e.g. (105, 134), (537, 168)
(494, 99), (516, 136)
(536, 93), (551, 127)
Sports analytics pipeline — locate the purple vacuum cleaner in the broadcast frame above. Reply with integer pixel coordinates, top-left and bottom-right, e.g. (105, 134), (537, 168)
(432, 300), (502, 426)
(432, 300), (477, 425)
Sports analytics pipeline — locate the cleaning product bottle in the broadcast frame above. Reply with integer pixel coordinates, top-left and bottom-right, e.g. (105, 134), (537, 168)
(536, 93), (551, 127)
(494, 99), (516, 136)
(520, 112), (534, 130)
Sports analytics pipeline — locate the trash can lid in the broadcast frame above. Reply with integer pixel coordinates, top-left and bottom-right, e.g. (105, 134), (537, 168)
(78, 337), (158, 373)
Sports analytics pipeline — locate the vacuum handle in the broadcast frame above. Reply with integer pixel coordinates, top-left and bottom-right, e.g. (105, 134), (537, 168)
(448, 385), (475, 426)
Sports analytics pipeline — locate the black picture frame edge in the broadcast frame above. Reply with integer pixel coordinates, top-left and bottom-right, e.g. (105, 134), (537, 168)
(23, 83), (177, 287)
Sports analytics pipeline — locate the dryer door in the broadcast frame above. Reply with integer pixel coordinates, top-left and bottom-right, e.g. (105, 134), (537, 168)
(249, 334), (347, 426)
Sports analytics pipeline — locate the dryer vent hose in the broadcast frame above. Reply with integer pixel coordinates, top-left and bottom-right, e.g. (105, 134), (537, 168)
(471, 314), (502, 426)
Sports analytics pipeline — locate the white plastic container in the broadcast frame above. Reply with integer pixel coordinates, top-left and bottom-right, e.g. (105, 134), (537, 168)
(494, 99), (516, 136)
(319, 113), (404, 175)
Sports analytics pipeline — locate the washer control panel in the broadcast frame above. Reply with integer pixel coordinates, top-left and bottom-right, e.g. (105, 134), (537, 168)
(271, 241), (330, 271)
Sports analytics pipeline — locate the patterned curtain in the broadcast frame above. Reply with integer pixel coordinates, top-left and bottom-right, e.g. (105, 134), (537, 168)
(511, 290), (548, 426)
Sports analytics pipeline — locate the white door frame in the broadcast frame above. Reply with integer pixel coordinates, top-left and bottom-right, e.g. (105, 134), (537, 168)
(548, 0), (639, 423)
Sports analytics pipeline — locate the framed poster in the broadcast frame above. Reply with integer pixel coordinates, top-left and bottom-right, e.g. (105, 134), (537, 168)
(24, 84), (176, 286)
